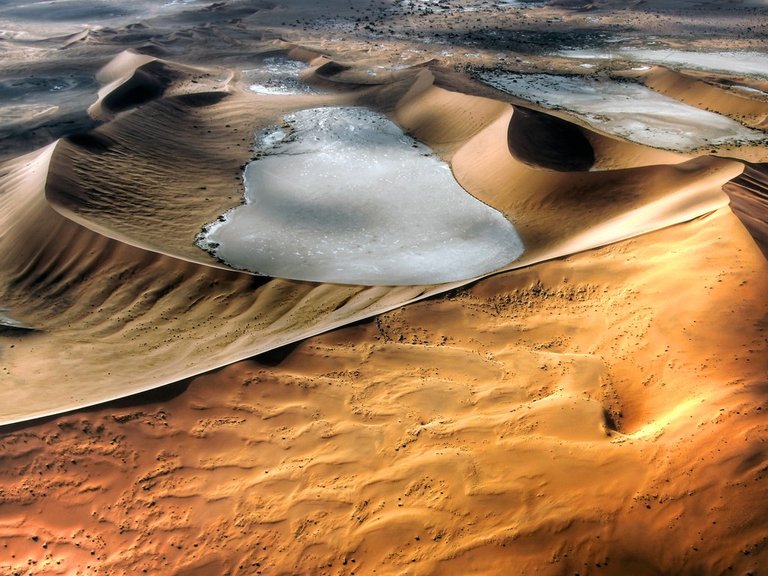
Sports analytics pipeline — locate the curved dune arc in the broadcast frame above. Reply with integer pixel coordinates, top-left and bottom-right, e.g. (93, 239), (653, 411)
(390, 80), (746, 253)
(55, 56), (731, 284)
(0, 129), (740, 424)
(199, 106), (525, 286)
(636, 66), (768, 130)
(0, 145), (453, 424)
(445, 108), (744, 265)
(0, 54), (752, 424)
(88, 50), (158, 120)
(478, 72), (768, 153)
(392, 67), (689, 170)
(87, 49), (237, 121)
(45, 90), (363, 268)
(44, 61), (502, 276)
(49, 62), (747, 275)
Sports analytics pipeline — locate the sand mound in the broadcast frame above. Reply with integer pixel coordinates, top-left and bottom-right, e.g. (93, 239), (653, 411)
(0, 51), (755, 424)
(635, 66), (768, 129)
(1, 3), (767, 574)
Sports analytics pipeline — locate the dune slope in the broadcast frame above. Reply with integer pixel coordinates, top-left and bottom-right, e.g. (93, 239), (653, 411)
(0, 7), (767, 573)
(0, 53), (754, 423)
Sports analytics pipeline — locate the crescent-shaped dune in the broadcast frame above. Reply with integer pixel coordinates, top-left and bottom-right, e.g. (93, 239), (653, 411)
(635, 66), (768, 130)
(0, 52), (750, 424)
(0, 7), (767, 572)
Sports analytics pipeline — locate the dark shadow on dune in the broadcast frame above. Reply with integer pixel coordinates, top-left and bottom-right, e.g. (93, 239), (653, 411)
(173, 91), (230, 107)
(0, 378), (193, 435)
(0, 110), (98, 162)
(132, 43), (171, 58)
(252, 340), (304, 367)
(105, 378), (193, 408)
(0, 326), (38, 336)
(508, 106), (595, 171)
(723, 163), (768, 258)
(66, 131), (114, 154)
(101, 61), (179, 114)
(315, 61), (352, 77)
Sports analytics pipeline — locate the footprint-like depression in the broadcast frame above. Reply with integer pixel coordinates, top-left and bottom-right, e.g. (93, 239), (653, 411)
(197, 107), (524, 285)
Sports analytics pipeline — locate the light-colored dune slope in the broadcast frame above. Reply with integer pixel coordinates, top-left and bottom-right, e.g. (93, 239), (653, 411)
(0, 10), (767, 573)
(0, 204), (764, 575)
(0, 53), (751, 424)
(633, 66), (768, 130)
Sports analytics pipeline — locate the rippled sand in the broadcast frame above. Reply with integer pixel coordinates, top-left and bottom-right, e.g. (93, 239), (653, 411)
(0, 0), (766, 574)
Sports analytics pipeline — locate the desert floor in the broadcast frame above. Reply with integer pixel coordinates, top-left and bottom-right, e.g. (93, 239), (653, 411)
(0, 0), (766, 575)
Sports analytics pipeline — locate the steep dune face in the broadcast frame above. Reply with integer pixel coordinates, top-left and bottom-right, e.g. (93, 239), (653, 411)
(1, 20), (767, 575)
(505, 105), (595, 171)
(449, 107), (742, 259)
(723, 163), (768, 256)
(0, 53), (752, 423)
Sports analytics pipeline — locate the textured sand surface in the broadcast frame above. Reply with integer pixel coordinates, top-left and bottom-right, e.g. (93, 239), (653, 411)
(0, 0), (766, 574)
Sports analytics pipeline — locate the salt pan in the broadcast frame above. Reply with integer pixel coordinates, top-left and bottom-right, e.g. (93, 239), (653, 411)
(479, 72), (767, 151)
(197, 107), (524, 285)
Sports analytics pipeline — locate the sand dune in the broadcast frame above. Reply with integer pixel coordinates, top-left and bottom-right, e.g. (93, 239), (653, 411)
(633, 66), (768, 130)
(1, 2), (767, 573)
(723, 162), (768, 256)
(479, 71), (767, 151)
(1, 205), (764, 575)
(0, 51), (753, 423)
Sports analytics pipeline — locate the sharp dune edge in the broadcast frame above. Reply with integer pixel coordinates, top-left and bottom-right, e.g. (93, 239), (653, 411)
(0, 2), (767, 574)
(0, 53), (746, 423)
(635, 66), (768, 130)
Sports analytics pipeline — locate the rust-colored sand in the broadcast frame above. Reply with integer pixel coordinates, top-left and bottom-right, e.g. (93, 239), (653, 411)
(1, 1), (767, 574)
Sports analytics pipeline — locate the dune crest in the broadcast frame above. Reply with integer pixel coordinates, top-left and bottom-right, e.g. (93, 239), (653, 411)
(1, 2), (767, 574)
(0, 49), (761, 424)
(635, 66), (768, 130)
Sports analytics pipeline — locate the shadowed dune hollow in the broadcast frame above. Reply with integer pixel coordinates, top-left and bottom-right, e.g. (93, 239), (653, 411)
(0, 14), (767, 575)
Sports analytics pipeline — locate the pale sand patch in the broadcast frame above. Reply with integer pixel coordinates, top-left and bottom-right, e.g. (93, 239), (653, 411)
(559, 48), (768, 79)
(199, 106), (524, 285)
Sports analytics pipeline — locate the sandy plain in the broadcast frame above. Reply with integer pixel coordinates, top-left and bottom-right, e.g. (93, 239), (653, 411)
(0, 0), (766, 574)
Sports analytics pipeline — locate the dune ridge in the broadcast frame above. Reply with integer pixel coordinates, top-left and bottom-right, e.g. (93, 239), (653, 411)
(635, 65), (768, 130)
(0, 2), (767, 573)
(0, 51), (757, 423)
(723, 162), (768, 256)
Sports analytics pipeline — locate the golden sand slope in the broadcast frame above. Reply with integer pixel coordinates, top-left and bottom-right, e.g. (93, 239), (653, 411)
(0, 52), (753, 424)
(0, 4), (765, 572)
(0, 205), (764, 575)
